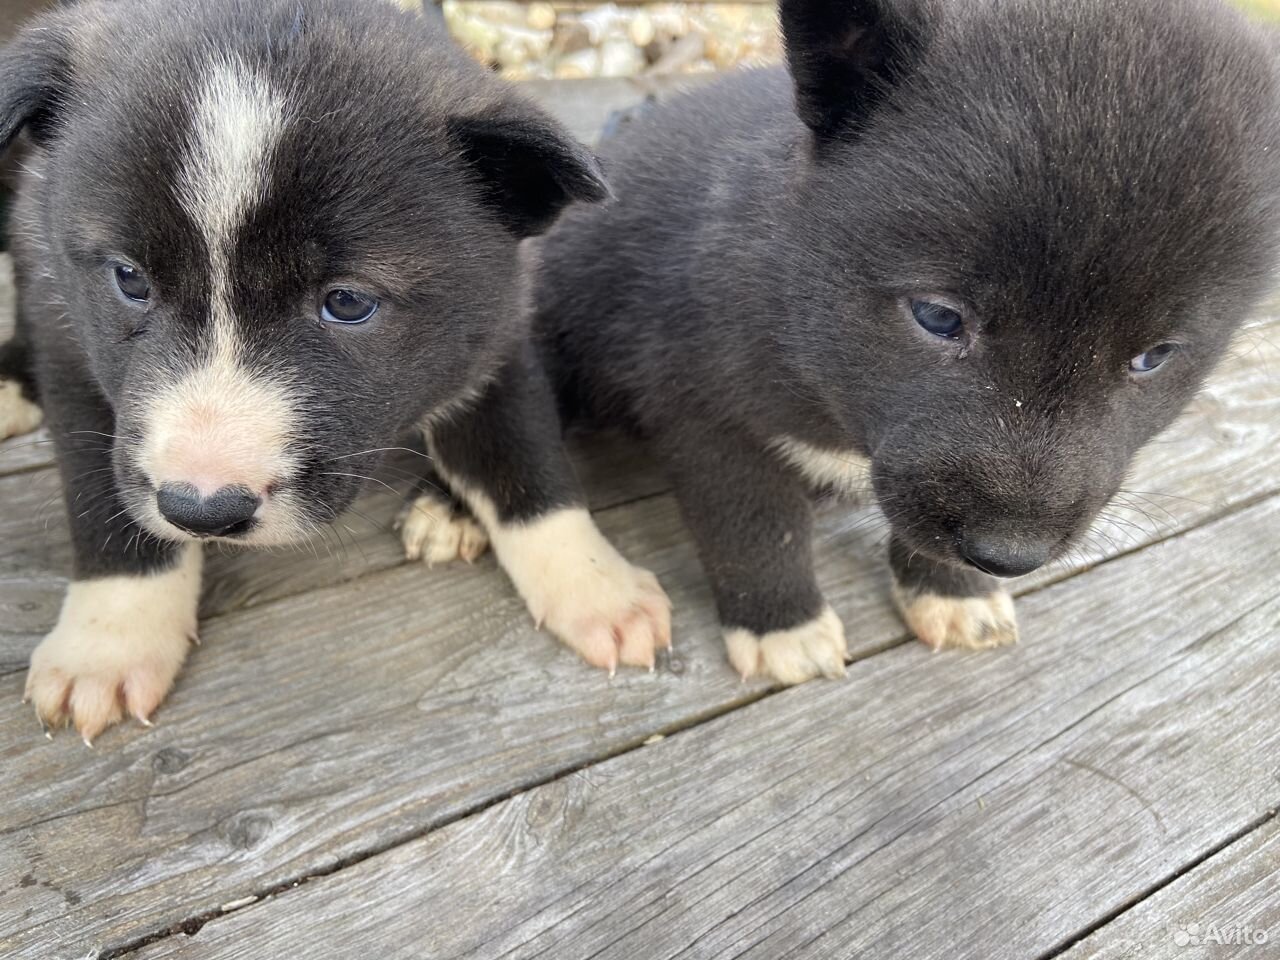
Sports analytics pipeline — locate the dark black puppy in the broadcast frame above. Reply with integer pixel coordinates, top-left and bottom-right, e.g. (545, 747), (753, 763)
(0, 0), (670, 742)
(532, 0), (1280, 683)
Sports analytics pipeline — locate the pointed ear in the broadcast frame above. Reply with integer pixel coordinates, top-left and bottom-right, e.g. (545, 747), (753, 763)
(448, 106), (611, 238)
(0, 14), (74, 154)
(780, 0), (932, 139)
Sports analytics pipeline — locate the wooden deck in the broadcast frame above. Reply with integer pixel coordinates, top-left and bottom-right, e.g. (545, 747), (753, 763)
(2, 86), (1279, 959)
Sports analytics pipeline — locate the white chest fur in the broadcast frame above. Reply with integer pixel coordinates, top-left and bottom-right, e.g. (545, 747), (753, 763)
(771, 436), (872, 499)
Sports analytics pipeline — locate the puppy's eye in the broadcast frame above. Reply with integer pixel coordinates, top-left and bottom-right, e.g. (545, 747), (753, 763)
(113, 263), (151, 303)
(910, 299), (964, 339)
(1129, 342), (1180, 375)
(321, 289), (379, 325)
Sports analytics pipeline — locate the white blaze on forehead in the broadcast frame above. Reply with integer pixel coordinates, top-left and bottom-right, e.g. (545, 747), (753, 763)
(140, 61), (297, 500)
(178, 59), (286, 363)
(179, 61), (286, 279)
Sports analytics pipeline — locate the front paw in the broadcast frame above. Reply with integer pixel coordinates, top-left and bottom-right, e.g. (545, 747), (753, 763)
(398, 491), (489, 566)
(489, 508), (672, 674)
(25, 547), (202, 744)
(723, 606), (848, 685)
(893, 585), (1018, 651)
(0, 378), (42, 441)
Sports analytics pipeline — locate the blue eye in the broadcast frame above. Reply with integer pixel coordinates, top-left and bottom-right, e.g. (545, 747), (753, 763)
(910, 299), (964, 339)
(1130, 343), (1179, 374)
(114, 263), (151, 303)
(321, 289), (378, 324)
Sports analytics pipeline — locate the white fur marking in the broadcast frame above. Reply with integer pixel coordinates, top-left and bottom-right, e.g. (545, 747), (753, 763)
(892, 586), (1019, 652)
(484, 507), (672, 673)
(398, 490), (490, 566)
(724, 606), (848, 685)
(138, 361), (298, 499)
(177, 58), (285, 364)
(139, 63), (298, 523)
(179, 61), (285, 285)
(25, 544), (203, 742)
(429, 459), (672, 673)
(0, 379), (42, 440)
(772, 437), (871, 499)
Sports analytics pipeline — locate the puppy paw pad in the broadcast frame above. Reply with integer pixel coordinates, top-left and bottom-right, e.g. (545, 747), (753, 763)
(490, 509), (672, 675)
(399, 493), (489, 566)
(25, 550), (201, 742)
(724, 606), (848, 685)
(26, 622), (193, 743)
(0, 379), (42, 441)
(893, 587), (1018, 652)
(543, 566), (672, 674)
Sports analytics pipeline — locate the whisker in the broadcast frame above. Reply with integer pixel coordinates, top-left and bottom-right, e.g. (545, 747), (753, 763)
(326, 446), (433, 463)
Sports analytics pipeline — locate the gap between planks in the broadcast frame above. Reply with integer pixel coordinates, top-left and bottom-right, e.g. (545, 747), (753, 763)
(1039, 808), (1279, 960)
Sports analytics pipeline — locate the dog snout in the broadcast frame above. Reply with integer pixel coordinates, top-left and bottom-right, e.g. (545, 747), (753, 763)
(156, 482), (261, 538)
(959, 534), (1053, 579)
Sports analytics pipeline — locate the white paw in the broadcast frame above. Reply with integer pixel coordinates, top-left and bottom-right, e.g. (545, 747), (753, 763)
(893, 585), (1018, 652)
(397, 491), (489, 566)
(0, 378), (42, 441)
(25, 546), (202, 744)
(724, 606), (848, 685)
(487, 508), (672, 674)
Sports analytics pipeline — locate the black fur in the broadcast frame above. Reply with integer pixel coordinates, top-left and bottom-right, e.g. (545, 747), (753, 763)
(533, 0), (1280, 640)
(0, 0), (600, 574)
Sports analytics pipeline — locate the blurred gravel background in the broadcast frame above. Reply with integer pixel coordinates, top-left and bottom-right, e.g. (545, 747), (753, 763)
(441, 0), (1280, 81)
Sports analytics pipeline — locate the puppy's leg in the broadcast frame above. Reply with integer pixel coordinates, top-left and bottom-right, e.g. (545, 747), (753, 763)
(24, 383), (198, 744)
(426, 349), (670, 674)
(889, 535), (1018, 651)
(661, 433), (847, 685)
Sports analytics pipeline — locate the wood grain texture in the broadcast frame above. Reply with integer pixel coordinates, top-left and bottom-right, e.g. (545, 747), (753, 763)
(130, 496), (1280, 960)
(1064, 818), (1279, 959)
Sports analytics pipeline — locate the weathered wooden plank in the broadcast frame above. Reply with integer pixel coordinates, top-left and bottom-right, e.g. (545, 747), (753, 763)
(129, 495), (1280, 960)
(1063, 816), (1279, 959)
(0, 428), (54, 477)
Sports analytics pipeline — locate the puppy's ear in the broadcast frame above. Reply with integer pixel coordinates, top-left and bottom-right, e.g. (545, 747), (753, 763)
(0, 15), (74, 154)
(780, 0), (932, 139)
(448, 106), (611, 238)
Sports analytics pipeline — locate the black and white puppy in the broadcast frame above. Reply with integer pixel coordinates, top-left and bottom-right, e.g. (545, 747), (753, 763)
(532, 0), (1280, 683)
(0, 0), (670, 743)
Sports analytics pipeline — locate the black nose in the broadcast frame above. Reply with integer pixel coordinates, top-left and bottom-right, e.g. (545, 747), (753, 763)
(960, 536), (1053, 579)
(156, 483), (260, 537)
